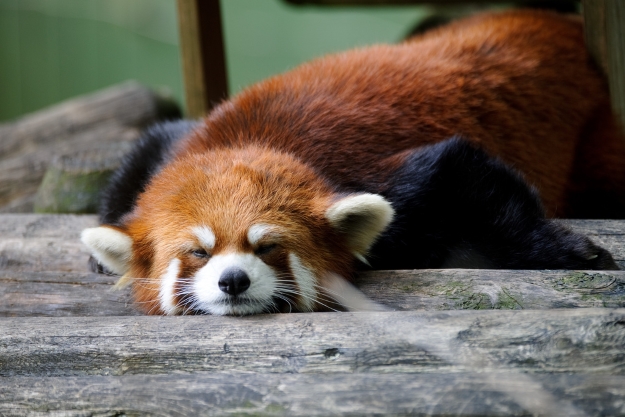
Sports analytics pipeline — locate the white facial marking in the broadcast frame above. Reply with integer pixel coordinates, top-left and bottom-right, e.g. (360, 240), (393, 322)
(247, 223), (274, 246)
(193, 252), (277, 315)
(192, 226), (216, 250)
(159, 258), (182, 315)
(323, 272), (389, 312)
(288, 253), (317, 312)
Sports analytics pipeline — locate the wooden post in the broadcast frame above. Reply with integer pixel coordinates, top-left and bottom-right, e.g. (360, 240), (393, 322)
(176, 0), (228, 119)
(583, 0), (625, 132)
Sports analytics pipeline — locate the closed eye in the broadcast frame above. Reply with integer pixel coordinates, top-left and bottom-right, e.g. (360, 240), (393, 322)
(255, 243), (277, 256)
(192, 248), (211, 258)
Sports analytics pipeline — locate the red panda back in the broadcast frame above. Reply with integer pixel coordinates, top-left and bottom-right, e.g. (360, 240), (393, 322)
(178, 9), (623, 217)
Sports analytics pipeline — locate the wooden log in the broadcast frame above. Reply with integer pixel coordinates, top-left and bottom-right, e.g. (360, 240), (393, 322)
(33, 145), (132, 214)
(1, 215), (625, 316)
(1, 215), (624, 271)
(0, 271), (137, 317)
(0, 125), (138, 210)
(1, 372), (623, 417)
(1, 309), (623, 377)
(1, 268), (624, 317)
(0, 82), (176, 159)
(0, 82), (180, 210)
(0, 214), (97, 273)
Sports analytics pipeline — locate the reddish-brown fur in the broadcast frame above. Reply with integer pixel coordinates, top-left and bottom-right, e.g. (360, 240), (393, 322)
(178, 10), (625, 217)
(123, 10), (625, 313)
(126, 148), (354, 314)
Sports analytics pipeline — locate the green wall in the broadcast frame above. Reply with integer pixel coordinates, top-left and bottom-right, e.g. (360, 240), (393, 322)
(0, 0), (428, 121)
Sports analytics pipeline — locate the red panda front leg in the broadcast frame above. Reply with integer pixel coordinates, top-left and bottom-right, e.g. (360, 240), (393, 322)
(371, 137), (619, 271)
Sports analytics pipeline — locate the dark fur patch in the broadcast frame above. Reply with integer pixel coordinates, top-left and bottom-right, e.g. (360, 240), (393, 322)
(370, 138), (618, 270)
(99, 120), (199, 226)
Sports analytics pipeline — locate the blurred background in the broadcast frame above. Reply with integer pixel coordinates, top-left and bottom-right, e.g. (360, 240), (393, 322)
(0, 0), (440, 121)
(0, 0), (579, 214)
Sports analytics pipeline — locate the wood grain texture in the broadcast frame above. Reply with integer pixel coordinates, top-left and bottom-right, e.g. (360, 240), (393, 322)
(0, 82), (180, 211)
(1, 269), (624, 317)
(0, 82), (162, 159)
(1, 309), (623, 377)
(2, 216), (624, 269)
(1, 372), (623, 417)
(0, 214), (97, 273)
(0, 271), (137, 317)
(1, 215), (625, 316)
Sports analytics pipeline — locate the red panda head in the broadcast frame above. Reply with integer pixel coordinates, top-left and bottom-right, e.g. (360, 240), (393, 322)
(82, 147), (393, 315)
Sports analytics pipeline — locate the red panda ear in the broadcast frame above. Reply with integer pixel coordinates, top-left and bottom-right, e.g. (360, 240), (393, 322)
(325, 193), (394, 263)
(81, 226), (133, 275)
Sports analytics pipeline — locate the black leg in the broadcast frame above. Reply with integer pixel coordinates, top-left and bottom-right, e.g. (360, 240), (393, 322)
(370, 137), (618, 270)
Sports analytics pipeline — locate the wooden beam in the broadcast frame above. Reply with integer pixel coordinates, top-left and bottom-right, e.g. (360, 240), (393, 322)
(583, 0), (625, 131)
(2, 372), (624, 416)
(2, 268), (625, 317)
(1, 215), (625, 316)
(1, 309), (623, 376)
(176, 0), (228, 119)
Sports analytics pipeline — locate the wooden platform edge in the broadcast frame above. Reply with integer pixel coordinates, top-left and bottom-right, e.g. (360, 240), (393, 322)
(1, 372), (622, 417)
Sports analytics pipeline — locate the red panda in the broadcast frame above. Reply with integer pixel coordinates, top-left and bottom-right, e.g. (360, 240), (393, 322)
(82, 10), (624, 316)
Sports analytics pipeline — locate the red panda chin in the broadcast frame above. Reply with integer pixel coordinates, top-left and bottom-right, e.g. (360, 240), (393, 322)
(114, 147), (393, 316)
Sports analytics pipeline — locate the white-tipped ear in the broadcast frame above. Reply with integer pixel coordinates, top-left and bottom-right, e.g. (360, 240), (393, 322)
(325, 193), (394, 260)
(81, 226), (133, 275)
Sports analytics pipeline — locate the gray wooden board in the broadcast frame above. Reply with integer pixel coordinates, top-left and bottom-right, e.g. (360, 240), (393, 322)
(2, 215), (625, 316)
(1, 215), (624, 273)
(1, 309), (624, 377)
(1, 372), (623, 417)
(0, 271), (138, 317)
(2, 269), (625, 317)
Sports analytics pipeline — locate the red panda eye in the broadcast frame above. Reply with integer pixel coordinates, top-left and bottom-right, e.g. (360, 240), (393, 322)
(255, 243), (277, 256)
(191, 248), (210, 258)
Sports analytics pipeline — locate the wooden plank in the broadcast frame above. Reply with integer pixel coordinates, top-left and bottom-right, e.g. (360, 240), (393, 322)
(176, 0), (228, 118)
(1, 309), (623, 377)
(1, 372), (623, 416)
(0, 271), (137, 317)
(583, 0), (625, 131)
(2, 268), (624, 317)
(359, 269), (625, 310)
(1, 215), (625, 316)
(0, 214), (97, 273)
(2, 215), (625, 272)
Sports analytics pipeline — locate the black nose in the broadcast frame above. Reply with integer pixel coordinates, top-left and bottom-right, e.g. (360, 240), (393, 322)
(218, 268), (251, 296)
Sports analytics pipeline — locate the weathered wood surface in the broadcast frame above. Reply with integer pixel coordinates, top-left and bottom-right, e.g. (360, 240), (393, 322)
(3, 215), (623, 269)
(2, 372), (624, 417)
(0, 214), (96, 273)
(3, 268), (625, 317)
(2, 215), (625, 415)
(0, 271), (138, 317)
(1, 309), (624, 377)
(2, 215), (625, 316)
(0, 82), (179, 212)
